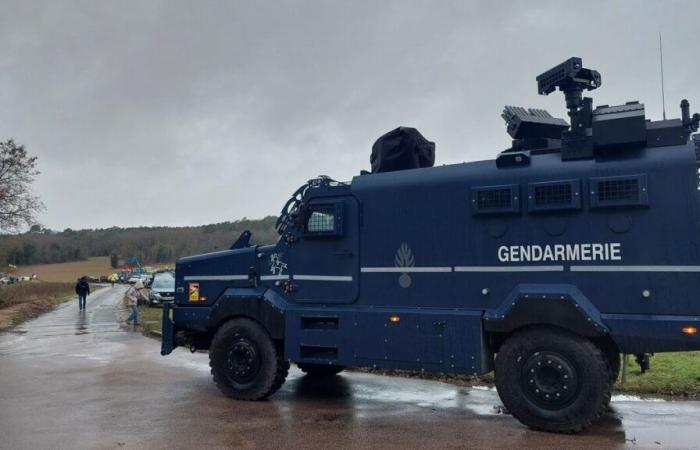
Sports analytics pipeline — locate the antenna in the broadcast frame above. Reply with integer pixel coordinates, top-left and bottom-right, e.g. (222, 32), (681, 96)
(659, 32), (667, 120)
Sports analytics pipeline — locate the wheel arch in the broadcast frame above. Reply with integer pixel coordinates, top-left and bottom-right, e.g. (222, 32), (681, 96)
(484, 284), (609, 343)
(207, 288), (285, 341)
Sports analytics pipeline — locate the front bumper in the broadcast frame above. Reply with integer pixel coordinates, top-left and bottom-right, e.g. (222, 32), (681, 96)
(161, 302), (177, 356)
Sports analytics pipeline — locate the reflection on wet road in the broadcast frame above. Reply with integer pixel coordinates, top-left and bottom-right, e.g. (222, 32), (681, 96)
(1, 286), (699, 449)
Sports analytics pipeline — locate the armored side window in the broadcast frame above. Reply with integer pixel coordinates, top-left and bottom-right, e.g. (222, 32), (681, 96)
(589, 174), (648, 208)
(471, 184), (520, 215)
(528, 179), (581, 212)
(303, 202), (344, 236)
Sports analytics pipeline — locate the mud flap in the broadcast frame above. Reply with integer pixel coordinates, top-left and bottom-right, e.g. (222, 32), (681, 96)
(161, 302), (177, 356)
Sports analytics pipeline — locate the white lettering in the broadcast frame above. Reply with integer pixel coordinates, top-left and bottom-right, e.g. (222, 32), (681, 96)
(520, 245), (531, 262)
(592, 243), (604, 261)
(497, 242), (624, 263)
(511, 246), (520, 262)
(543, 246), (554, 261)
(554, 245), (565, 261)
(566, 244), (580, 260)
(531, 245), (543, 262)
(610, 242), (622, 261)
(581, 244), (592, 261)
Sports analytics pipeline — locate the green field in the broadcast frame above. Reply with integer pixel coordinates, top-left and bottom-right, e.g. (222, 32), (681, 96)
(15, 257), (117, 282)
(15, 257), (174, 283)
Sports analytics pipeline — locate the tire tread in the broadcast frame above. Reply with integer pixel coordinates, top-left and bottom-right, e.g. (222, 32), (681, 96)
(209, 318), (288, 401)
(495, 327), (611, 433)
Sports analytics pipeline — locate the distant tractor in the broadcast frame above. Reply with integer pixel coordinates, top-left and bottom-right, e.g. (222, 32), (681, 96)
(122, 256), (146, 276)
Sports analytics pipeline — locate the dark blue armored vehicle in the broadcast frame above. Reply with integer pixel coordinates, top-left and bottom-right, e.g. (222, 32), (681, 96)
(162, 58), (700, 433)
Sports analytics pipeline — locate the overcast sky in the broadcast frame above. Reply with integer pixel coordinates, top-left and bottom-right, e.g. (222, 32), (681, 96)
(1, 1), (698, 230)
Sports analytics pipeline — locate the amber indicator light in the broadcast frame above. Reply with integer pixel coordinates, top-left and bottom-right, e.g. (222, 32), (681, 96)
(389, 315), (401, 324)
(682, 326), (697, 336)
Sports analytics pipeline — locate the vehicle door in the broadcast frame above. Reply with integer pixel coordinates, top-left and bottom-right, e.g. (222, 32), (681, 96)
(285, 195), (359, 304)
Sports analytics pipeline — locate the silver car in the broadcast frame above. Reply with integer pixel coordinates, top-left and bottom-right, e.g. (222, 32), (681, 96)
(148, 272), (175, 306)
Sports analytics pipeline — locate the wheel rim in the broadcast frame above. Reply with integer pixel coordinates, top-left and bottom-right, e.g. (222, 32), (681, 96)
(520, 350), (579, 409)
(225, 335), (261, 387)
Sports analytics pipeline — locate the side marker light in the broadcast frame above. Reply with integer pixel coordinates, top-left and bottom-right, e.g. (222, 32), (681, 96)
(389, 315), (400, 324)
(682, 326), (697, 336)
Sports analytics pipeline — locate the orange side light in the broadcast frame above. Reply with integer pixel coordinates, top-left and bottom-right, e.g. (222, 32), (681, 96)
(389, 315), (401, 324)
(682, 326), (697, 336)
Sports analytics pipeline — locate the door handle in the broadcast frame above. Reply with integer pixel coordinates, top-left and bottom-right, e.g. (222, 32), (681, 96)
(333, 250), (353, 256)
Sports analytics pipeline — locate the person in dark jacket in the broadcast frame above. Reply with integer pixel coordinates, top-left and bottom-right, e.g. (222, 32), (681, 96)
(75, 277), (90, 311)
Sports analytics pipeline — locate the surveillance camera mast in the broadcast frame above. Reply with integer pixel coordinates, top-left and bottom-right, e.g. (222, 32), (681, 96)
(161, 57), (700, 434)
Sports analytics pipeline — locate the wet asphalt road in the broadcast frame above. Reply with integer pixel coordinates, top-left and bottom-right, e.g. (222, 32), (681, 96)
(1, 287), (700, 449)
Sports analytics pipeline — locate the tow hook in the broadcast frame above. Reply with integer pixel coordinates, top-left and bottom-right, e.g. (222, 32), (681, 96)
(635, 353), (651, 373)
(189, 344), (197, 354)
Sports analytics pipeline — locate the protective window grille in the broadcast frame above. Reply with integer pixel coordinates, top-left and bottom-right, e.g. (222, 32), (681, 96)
(306, 208), (335, 233)
(534, 183), (572, 206)
(477, 189), (512, 210)
(597, 179), (639, 202)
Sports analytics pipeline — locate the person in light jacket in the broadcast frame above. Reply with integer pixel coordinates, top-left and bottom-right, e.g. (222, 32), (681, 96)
(126, 280), (148, 325)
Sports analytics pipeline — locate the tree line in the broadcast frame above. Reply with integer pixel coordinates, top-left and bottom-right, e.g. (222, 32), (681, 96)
(0, 217), (279, 267)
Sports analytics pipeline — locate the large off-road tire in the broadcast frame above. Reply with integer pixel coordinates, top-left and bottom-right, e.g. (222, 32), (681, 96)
(297, 363), (344, 377)
(209, 318), (288, 400)
(606, 350), (621, 384)
(495, 327), (611, 433)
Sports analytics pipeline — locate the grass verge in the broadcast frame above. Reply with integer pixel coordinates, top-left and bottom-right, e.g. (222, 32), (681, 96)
(616, 352), (700, 398)
(362, 352), (700, 399)
(0, 282), (75, 332)
(138, 305), (164, 335)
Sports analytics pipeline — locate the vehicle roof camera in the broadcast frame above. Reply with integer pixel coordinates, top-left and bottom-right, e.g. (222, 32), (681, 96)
(536, 57), (601, 118)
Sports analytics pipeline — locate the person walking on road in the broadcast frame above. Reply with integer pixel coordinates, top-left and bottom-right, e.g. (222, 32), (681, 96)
(75, 277), (90, 311)
(126, 280), (148, 325)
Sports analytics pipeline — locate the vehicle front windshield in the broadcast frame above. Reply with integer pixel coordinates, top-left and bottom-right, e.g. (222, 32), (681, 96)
(151, 273), (175, 290)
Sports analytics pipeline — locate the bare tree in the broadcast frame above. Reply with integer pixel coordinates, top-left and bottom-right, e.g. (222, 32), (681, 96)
(0, 140), (44, 232)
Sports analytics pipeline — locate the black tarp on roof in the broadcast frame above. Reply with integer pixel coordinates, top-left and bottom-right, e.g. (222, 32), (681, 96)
(370, 127), (435, 173)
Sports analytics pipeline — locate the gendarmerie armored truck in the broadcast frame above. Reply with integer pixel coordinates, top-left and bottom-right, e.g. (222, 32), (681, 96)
(161, 57), (700, 433)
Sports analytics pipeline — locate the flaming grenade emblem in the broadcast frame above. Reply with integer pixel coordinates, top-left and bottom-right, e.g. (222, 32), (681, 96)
(269, 252), (287, 275)
(394, 242), (415, 288)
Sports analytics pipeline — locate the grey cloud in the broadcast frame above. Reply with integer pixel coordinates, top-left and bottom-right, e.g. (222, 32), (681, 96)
(1, 0), (698, 229)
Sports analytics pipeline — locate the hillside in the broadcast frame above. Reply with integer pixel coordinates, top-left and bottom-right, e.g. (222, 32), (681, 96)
(0, 217), (278, 267)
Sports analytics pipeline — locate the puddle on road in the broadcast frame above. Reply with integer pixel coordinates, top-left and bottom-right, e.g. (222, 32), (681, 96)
(7, 329), (28, 335)
(611, 394), (665, 402)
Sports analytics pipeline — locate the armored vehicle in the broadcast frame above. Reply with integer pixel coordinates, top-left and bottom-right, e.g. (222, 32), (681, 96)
(162, 58), (700, 433)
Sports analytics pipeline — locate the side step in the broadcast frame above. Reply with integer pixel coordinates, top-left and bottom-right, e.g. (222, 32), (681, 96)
(287, 313), (342, 364)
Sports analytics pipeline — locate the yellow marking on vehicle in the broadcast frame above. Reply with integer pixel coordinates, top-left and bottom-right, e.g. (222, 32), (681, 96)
(188, 283), (200, 302)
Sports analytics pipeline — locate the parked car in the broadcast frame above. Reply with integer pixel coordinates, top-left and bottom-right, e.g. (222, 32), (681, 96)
(99, 275), (109, 283)
(0, 276), (16, 285)
(148, 271), (175, 306)
(127, 274), (142, 284)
